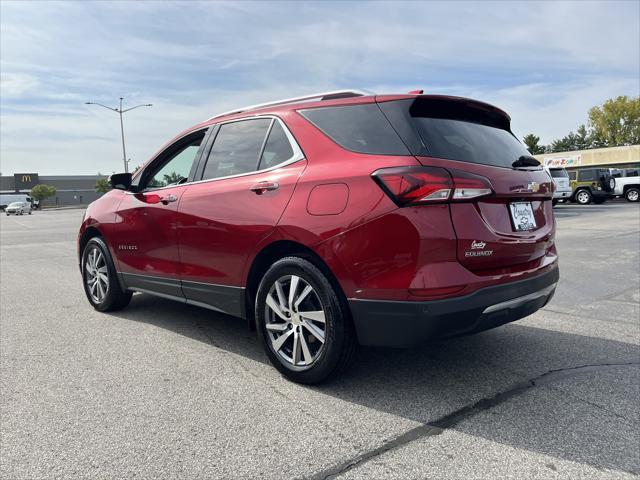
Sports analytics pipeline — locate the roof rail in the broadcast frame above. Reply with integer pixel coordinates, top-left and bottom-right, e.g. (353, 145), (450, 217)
(207, 89), (373, 121)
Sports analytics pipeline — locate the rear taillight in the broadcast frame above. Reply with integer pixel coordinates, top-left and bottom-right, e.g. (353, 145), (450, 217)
(449, 169), (494, 200)
(372, 166), (452, 206)
(372, 166), (493, 206)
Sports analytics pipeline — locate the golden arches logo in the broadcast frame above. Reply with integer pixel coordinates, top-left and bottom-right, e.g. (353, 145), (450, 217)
(21, 175), (32, 183)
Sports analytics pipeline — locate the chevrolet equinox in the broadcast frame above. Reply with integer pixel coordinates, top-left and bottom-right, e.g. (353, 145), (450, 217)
(78, 90), (559, 384)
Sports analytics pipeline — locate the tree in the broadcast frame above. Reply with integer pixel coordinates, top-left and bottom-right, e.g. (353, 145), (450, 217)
(522, 134), (546, 154)
(574, 124), (592, 150)
(162, 171), (184, 185)
(547, 124), (594, 153)
(588, 96), (640, 147)
(30, 184), (57, 203)
(95, 178), (111, 194)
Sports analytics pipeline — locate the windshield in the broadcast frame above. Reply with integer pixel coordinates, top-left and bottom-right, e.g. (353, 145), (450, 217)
(549, 168), (569, 178)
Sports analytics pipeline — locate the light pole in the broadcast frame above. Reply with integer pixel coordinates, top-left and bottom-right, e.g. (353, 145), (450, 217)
(85, 97), (152, 173)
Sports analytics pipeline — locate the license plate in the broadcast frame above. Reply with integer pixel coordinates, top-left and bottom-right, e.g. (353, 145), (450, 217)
(509, 202), (537, 231)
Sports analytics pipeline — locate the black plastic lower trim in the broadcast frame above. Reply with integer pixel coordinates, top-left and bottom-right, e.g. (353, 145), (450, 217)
(120, 272), (246, 318)
(348, 265), (559, 347)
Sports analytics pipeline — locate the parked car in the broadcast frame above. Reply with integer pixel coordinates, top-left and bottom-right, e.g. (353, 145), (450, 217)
(567, 167), (615, 205)
(5, 201), (32, 215)
(0, 193), (33, 211)
(78, 90), (558, 384)
(611, 167), (640, 202)
(544, 166), (572, 206)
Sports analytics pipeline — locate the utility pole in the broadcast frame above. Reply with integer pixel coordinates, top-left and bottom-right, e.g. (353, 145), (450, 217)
(85, 98), (152, 173)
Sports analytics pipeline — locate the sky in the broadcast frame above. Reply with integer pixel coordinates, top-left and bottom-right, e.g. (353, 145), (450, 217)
(1, 0), (639, 175)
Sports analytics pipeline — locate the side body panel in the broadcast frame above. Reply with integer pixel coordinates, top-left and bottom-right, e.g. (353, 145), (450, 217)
(177, 157), (307, 317)
(111, 187), (189, 298)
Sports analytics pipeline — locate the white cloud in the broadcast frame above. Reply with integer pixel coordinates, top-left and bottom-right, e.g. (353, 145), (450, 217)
(0, 73), (40, 98)
(0, 0), (638, 174)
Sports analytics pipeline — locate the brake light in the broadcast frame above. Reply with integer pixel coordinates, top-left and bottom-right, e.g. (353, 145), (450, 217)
(372, 166), (453, 206)
(372, 166), (493, 206)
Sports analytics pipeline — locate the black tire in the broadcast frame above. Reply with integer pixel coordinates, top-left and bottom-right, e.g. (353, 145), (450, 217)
(552, 199), (558, 207)
(625, 187), (640, 202)
(81, 237), (132, 312)
(601, 175), (615, 193)
(28, 211), (32, 215)
(255, 256), (356, 384)
(575, 189), (592, 205)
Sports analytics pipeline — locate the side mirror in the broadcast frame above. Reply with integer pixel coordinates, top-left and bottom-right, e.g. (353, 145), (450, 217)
(109, 172), (132, 191)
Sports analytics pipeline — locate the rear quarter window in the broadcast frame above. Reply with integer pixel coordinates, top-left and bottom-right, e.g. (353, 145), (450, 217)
(299, 104), (409, 155)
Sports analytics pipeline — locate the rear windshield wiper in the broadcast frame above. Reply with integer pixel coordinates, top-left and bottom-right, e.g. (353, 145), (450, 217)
(512, 155), (541, 169)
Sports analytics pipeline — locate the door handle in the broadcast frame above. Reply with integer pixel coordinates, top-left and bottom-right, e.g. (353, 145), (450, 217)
(161, 194), (178, 205)
(250, 181), (279, 195)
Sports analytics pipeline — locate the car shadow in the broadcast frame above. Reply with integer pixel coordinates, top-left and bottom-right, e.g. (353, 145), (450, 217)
(108, 293), (640, 475)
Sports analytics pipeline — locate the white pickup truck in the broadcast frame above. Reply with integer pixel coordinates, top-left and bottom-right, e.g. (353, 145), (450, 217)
(611, 168), (640, 202)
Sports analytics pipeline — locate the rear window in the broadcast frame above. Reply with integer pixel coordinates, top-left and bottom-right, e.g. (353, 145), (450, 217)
(549, 168), (569, 178)
(380, 97), (530, 168)
(299, 104), (409, 155)
(379, 98), (532, 169)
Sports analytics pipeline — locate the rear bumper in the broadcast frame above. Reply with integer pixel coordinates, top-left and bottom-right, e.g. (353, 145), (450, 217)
(349, 264), (559, 347)
(553, 190), (571, 199)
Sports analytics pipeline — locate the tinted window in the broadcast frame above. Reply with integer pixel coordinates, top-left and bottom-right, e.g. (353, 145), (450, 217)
(580, 169), (596, 181)
(202, 119), (271, 180)
(379, 98), (531, 169)
(626, 168), (639, 177)
(146, 130), (206, 189)
(549, 168), (568, 178)
(259, 121), (294, 169)
(568, 171), (577, 180)
(299, 104), (409, 155)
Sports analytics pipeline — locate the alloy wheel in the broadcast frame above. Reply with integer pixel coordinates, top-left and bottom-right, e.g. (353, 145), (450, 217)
(627, 190), (639, 202)
(577, 191), (590, 204)
(264, 275), (326, 369)
(85, 247), (109, 303)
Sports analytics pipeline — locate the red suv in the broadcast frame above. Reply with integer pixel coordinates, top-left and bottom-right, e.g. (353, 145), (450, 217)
(78, 90), (558, 383)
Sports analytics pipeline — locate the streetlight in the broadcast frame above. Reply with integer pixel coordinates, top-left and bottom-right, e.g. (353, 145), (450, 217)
(85, 97), (152, 173)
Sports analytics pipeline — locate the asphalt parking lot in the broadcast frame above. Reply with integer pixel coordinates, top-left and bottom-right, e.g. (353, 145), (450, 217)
(1, 202), (639, 479)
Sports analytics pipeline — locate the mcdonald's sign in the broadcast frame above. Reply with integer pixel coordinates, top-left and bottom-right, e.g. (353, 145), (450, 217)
(14, 173), (39, 191)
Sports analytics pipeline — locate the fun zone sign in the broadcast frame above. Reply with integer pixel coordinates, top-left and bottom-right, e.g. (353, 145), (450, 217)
(543, 155), (582, 168)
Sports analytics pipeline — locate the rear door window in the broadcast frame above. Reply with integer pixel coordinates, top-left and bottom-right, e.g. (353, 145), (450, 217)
(201, 119), (271, 180)
(580, 169), (597, 181)
(258, 121), (294, 170)
(299, 104), (409, 155)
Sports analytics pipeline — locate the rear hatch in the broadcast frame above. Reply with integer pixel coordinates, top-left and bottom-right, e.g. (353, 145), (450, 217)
(378, 96), (554, 274)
